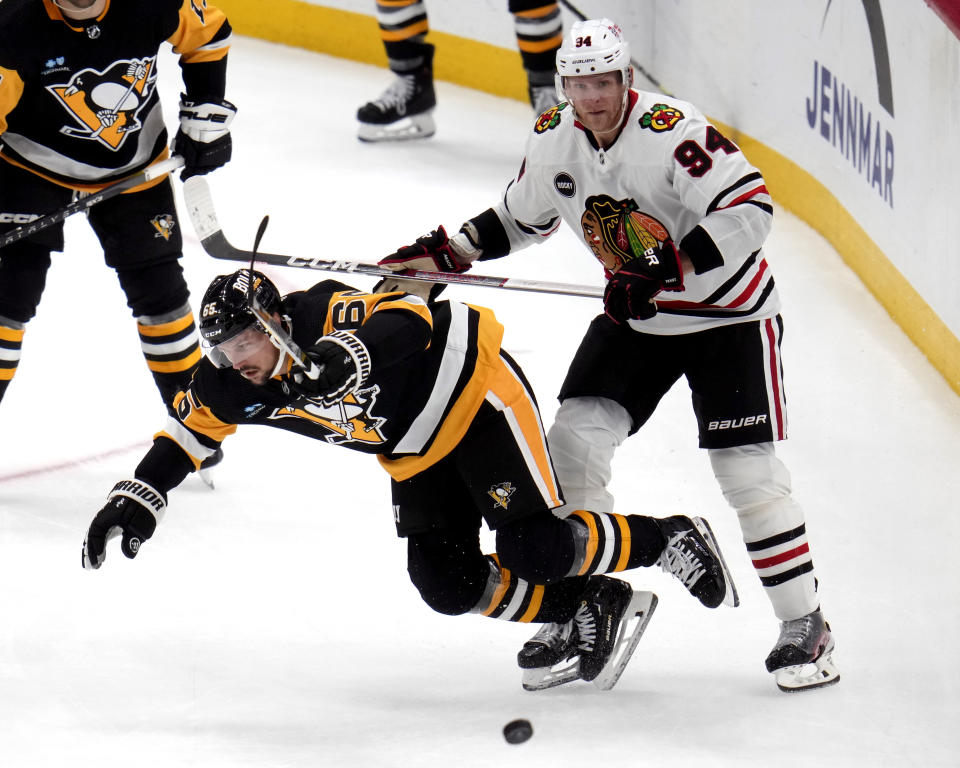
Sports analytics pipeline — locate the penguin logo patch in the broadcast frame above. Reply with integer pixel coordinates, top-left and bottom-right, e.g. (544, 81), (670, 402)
(151, 214), (176, 240)
(47, 57), (158, 150)
(488, 482), (517, 510)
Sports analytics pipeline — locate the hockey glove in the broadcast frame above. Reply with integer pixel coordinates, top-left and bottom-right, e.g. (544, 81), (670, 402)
(374, 226), (478, 303)
(82, 479), (166, 570)
(603, 240), (685, 324)
(172, 94), (237, 180)
(289, 331), (372, 407)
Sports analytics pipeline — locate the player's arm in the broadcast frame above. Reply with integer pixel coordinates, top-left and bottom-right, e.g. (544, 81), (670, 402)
(670, 118), (774, 275)
(0, 63), (24, 136)
(168, 0), (236, 179)
(81, 379), (237, 570)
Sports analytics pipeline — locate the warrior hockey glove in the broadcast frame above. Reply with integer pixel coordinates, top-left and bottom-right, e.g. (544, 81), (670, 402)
(82, 479), (166, 570)
(374, 226), (479, 303)
(289, 331), (372, 407)
(173, 94), (237, 180)
(603, 240), (685, 324)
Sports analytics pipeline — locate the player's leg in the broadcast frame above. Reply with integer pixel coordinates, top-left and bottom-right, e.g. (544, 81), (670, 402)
(87, 176), (201, 416)
(358, 0), (436, 141)
(0, 162), (69, 406)
(508, 0), (563, 113)
(690, 315), (838, 690)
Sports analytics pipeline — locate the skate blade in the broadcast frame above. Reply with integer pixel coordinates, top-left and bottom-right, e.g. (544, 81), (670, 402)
(521, 658), (581, 691)
(692, 517), (740, 607)
(774, 648), (840, 692)
(197, 467), (216, 489)
(357, 112), (436, 142)
(592, 591), (658, 691)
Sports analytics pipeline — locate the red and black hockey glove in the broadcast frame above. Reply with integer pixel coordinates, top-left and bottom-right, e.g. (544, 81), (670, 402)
(374, 226), (473, 303)
(603, 240), (685, 324)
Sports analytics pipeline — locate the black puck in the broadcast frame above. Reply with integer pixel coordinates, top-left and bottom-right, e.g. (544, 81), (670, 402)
(503, 718), (533, 744)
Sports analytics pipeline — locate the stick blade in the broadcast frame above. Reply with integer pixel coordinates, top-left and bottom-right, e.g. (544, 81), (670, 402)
(182, 176), (220, 241)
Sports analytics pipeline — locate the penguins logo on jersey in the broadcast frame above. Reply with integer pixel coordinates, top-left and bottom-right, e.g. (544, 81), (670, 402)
(151, 214), (176, 240)
(639, 103), (684, 132)
(534, 102), (567, 134)
(580, 194), (671, 272)
(488, 482), (517, 510)
(268, 385), (387, 446)
(47, 57), (157, 150)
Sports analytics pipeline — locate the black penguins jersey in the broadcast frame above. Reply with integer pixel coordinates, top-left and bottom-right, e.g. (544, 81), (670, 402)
(0, 0), (231, 188)
(151, 281), (506, 484)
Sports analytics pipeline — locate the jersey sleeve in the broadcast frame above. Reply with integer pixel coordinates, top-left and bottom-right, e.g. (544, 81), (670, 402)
(493, 148), (563, 255)
(168, 0), (233, 98)
(0, 64), (24, 135)
(157, 374), (237, 470)
(668, 112), (773, 274)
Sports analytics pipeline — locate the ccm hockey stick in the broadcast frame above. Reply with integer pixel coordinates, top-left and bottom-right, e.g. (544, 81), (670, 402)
(0, 155), (184, 249)
(556, 0), (674, 96)
(244, 215), (321, 380)
(182, 177), (603, 300)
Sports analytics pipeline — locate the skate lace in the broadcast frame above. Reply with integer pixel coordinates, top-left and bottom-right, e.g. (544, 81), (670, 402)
(778, 613), (819, 649)
(373, 75), (416, 115)
(659, 532), (706, 589)
(574, 602), (597, 653)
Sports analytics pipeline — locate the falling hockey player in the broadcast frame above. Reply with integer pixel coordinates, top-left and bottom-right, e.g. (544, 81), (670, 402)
(377, 18), (839, 692)
(81, 267), (738, 691)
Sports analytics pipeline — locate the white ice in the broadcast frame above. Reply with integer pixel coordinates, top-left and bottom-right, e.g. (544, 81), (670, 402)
(1, 37), (959, 767)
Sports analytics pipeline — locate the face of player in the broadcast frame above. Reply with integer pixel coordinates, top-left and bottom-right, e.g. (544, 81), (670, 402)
(215, 326), (281, 385)
(54, 0), (107, 20)
(565, 72), (627, 147)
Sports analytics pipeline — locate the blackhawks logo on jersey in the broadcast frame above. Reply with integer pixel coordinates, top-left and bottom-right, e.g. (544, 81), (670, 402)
(534, 102), (568, 134)
(639, 103), (684, 132)
(46, 57), (157, 151)
(580, 194), (671, 272)
(268, 385), (387, 446)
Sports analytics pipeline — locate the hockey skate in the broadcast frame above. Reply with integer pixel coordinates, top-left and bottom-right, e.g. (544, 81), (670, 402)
(520, 577), (658, 692)
(657, 515), (739, 608)
(197, 447), (224, 489)
(529, 83), (557, 115)
(765, 608), (839, 692)
(356, 63), (436, 142)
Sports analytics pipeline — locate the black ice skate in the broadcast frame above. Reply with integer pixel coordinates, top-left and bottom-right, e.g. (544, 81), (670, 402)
(765, 608), (839, 692)
(657, 515), (739, 608)
(518, 621), (580, 691)
(197, 447), (224, 489)
(357, 57), (436, 142)
(519, 578), (658, 692)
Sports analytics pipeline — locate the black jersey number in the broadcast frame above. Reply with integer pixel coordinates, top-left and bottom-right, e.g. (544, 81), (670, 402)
(674, 126), (739, 178)
(332, 298), (367, 330)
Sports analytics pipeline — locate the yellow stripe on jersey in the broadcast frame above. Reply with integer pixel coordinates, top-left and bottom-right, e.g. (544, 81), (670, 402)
(171, 389), (237, 444)
(516, 35), (563, 54)
(380, 20), (429, 42)
(569, 510), (600, 577)
(322, 290), (433, 337)
(0, 66), (25, 135)
(0, 325), (25, 343)
(517, 584), (545, 623)
(137, 311), (196, 337)
(169, 3), (231, 64)
(378, 303), (504, 481)
(513, 4), (560, 19)
(145, 347), (202, 374)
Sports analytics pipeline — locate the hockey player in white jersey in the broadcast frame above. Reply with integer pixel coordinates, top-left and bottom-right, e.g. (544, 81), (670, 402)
(377, 18), (838, 692)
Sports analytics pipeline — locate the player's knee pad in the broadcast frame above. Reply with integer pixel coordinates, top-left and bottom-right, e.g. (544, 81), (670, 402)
(708, 442), (793, 511)
(406, 531), (489, 616)
(495, 512), (574, 584)
(115, 259), (190, 317)
(0, 242), (51, 322)
(547, 397), (631, 516)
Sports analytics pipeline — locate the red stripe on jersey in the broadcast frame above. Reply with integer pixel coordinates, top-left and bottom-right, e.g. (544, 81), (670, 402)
(752, 543), (809, 570)
(764, 318), (785, 439)
(719, 184), (769, 210)
(656, 259), (769, 311)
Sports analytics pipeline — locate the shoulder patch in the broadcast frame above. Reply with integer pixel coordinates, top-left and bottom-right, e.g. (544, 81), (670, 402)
(534, 102), (568, 134)
(639, 103), (684, 132)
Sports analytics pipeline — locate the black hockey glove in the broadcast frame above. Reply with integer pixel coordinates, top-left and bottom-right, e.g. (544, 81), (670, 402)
(82, 479), (166, 570)
(603, 240), (685, 324)
(289, 331), (372, 407)
(374, 226), (478, 303)
(172, 94), (237, 180)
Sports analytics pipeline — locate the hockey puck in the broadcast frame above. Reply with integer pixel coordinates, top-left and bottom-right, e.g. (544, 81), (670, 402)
(503, 718), (533, 744)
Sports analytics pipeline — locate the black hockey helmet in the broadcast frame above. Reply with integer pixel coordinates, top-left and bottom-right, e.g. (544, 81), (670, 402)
(198, 269), (281, 346)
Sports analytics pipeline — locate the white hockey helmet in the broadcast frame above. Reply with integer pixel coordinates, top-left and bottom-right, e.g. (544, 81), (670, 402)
(556, 18), (632, 84)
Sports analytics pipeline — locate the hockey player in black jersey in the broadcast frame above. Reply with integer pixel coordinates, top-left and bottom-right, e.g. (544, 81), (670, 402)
(378, 18), (839, 691)
(81, 270), (738, 691)
(0, 0), (235, 416)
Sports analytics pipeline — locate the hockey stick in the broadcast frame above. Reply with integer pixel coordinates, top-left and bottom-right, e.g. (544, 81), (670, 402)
(182, 176), (603, 299)
(244, 216), (321, 380)
(0, 155), (184, 249)
(556, 0), (674, 96)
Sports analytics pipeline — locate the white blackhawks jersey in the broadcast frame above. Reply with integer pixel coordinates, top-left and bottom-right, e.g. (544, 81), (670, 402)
(492, 89), (780, 335)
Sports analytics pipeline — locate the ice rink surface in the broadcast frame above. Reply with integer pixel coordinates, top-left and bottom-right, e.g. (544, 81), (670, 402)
(1, 37), (959, 767)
